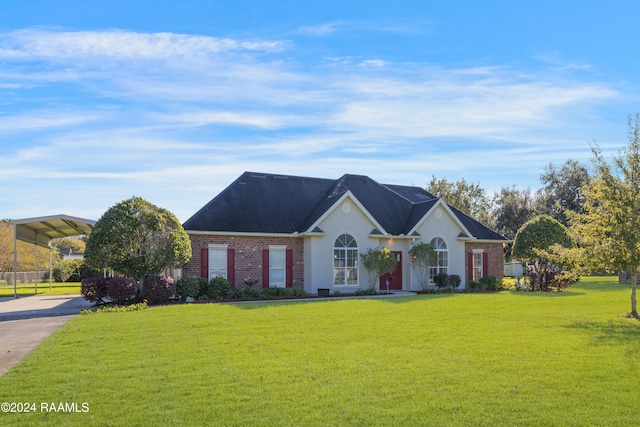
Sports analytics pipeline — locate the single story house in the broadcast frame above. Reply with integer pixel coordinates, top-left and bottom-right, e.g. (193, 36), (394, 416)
(182, 172), (508, 293)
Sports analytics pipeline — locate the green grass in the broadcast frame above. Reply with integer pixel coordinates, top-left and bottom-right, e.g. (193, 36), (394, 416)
(1, 277), (639, 426)
(0, 281), (81, 297)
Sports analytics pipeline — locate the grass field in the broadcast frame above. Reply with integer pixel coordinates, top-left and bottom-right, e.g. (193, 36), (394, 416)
(0, 281), (81, 297)
(0, 276), (638, 426)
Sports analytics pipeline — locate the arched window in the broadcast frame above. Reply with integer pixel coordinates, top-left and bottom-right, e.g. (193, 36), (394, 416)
(429, 237), (448, 281)
(334, 234), (358, 286)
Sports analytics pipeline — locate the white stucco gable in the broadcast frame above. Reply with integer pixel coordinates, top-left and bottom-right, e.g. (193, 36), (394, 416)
(407, 199), (473, 239)
(304, 190), (389, 236)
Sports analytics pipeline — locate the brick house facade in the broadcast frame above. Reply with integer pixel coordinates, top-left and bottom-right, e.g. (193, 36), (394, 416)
(182, 172), (509, 293)
(186, 234), (305, 289)
(464, 242), (505, 281)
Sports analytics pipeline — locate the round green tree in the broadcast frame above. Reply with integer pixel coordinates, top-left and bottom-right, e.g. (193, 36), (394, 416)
(409, 242), (438, 290)
(85, 196), (192, 294)
(512, 214), (574, 290)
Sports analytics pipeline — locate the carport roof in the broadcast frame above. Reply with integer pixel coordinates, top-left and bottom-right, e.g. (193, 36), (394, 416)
(13, 214), (96, 248)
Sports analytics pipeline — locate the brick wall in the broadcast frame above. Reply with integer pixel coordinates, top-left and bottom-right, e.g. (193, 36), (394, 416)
(465, 242), (505, 281)
(186, 234), (305, 289)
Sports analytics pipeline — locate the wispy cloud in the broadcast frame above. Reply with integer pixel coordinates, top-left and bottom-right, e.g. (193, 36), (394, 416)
(0, 27), (623, 220)
(0, 29), (287, 62)
(297, 22), (341, 36)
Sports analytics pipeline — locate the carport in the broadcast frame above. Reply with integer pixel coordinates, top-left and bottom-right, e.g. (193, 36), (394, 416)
(12, 215), (96, 298)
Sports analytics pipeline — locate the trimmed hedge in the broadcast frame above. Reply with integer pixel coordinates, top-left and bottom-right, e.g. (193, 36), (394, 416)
(176, 276), (208, 300)
(107, 277), (136, 305)
(81, 277), (107, 304)
(142, 275), (175, 305)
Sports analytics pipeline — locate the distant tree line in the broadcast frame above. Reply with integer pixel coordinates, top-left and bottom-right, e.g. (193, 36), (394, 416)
(426, 158), (589, 243)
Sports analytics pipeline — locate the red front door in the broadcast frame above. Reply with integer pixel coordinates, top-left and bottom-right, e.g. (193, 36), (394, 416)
(380, 251), (402, 291)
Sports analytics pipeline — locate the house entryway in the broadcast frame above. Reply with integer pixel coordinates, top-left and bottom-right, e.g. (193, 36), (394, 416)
(380, 251), (402, 291)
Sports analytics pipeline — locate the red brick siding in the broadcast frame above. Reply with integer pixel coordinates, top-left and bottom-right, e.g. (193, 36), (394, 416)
(465, 242), (505, 281)
(185, 235), (305, 289)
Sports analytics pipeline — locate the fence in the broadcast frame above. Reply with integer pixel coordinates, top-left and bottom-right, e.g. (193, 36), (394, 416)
(0, 271), (50, 286)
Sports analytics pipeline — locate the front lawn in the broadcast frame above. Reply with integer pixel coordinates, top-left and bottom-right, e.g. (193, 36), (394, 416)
(1, 276), (638, 426)
(0, 281), (81, 297)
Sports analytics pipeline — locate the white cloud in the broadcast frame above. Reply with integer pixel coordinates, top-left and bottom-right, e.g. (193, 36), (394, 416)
(0, 111), (101, 133)
(297, 22), (341, 36)
(359, 59), (388, 68)
(0, 29), (287, 62)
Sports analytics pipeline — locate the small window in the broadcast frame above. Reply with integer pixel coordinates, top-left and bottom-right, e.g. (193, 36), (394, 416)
(208, 245), (227, 280)
(473, 252), (483, 281)
(269, 247), (286, 288)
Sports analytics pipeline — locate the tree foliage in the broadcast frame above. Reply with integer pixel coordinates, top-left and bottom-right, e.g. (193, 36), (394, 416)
(538, 159), (590, 226)
(360, 248), (397, 288)
(427, 176), (492, 225)
(54, 258), (83, 283)
(513, 215), (575, 292)
(51, 237), (86, 254)
(491, 186), (540, 240)
(513, 215), (573, 269)
(84, 196), (192, 292)
(568, 114), (640, 316)
(409, 242), (438, 290)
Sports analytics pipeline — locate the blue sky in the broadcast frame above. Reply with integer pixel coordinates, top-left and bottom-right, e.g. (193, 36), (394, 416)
(1, 1), (639, 222)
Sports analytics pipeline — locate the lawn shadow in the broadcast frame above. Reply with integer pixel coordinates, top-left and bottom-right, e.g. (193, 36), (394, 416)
(228, 293), (455, 309)
(508, 290), (585, 297)
(566, 319), (640, 353)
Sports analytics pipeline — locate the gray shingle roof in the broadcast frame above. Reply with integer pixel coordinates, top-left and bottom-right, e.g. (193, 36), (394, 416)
(182, 171), (507, 241)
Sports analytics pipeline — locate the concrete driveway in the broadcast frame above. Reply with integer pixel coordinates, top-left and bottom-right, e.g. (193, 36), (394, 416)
(0, 295), (92, 375)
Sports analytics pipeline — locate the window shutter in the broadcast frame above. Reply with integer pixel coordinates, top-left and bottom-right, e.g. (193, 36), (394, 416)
(227, 248), (235, 287)
(467, 252), (473, 282)
(286, 249), (293, 288)
(201, 247), (209, 279)
(262, 249), (270, 289)
(482, 252), (489, 277)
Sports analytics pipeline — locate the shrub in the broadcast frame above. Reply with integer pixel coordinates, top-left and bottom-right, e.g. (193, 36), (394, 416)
(262, 286), (288, 297)
(176, 276), (208, 300)
(466, 280), (484, 293)
(208, 277), (231, 300)
(106, 277), (136, 305)
(553, 271), (579, 290)
(81, 301), (148, 314)
(231, 288), (247, 299)
(81, 277), (107, 304)
(355, 287), (378, 296)
(526, 269), (578, 292)
(449, 274), (461, 289)
(142, 275), (175, 305)
(291, 288), (308, 297)
(433, 272), (450, 289)
(245, 287), (261, 298)
(53, 259), (83, 283)
(479, 275), (498, 291)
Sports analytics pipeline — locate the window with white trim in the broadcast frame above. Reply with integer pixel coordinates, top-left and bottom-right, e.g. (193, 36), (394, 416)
(208, 244), (228, 280)
(429, 237), (448, 281)
(269, 246), (286, 288)
(473, 251), (484, 281)
(334, 234), (358, 286)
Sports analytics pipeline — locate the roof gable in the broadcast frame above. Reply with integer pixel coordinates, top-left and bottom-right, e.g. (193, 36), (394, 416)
(305, 190), (388, 235)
